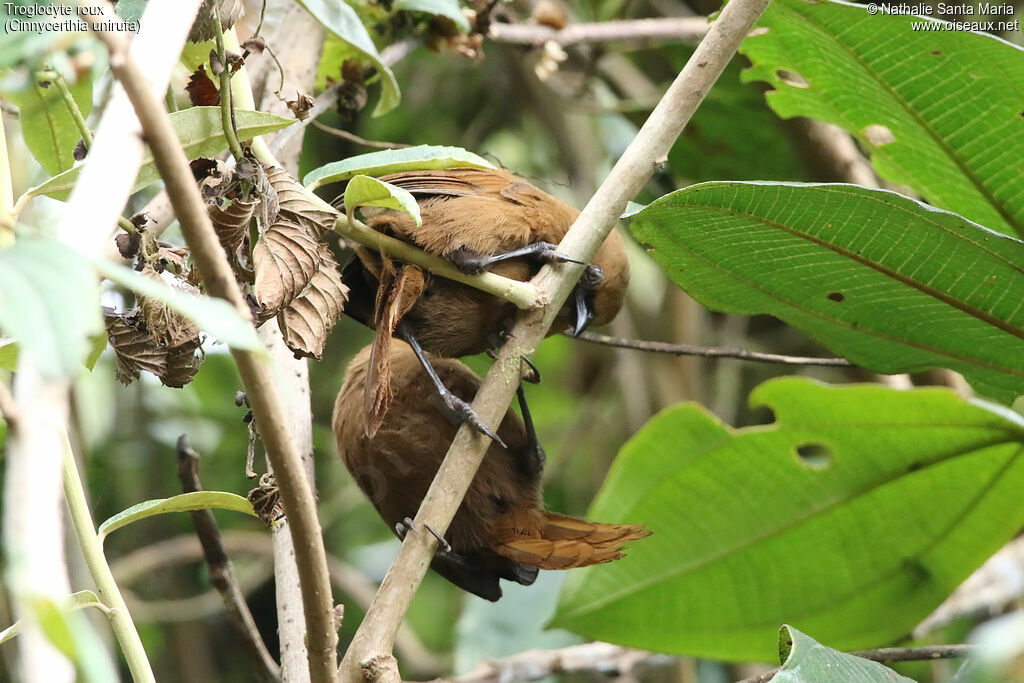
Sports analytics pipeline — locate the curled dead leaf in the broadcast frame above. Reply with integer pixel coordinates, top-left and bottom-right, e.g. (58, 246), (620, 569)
(104, 308), (203, 388)
(280, 244), (349, 359)
(208, 195), (257, 256)
(265, 165), (337, 237)
(253, 219), (321, 317)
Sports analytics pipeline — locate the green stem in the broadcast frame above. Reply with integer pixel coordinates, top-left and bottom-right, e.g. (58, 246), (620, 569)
(212, 9), (244, 161)
(39, 69), (93, 150)
(62, 437), (155, 683)
(0, 109), (13, 234)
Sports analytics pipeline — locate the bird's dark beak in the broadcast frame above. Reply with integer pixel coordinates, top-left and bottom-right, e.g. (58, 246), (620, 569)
(571, 286), (594, 338)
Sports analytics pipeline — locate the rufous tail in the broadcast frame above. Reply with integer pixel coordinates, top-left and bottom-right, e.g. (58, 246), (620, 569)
(493, 512), (651, 570)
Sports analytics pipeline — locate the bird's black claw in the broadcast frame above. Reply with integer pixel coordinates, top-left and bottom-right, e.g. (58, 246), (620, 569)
(441, 392), (507, 448)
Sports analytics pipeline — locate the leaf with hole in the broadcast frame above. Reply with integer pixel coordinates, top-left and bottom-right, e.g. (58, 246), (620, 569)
(295, 0), (400, 116)
(740, 0), (1024, 238)
(773, 626), (914, 682)
(0, 237), (102, 378)
(343, 175), (422, 226)
(27, 108), (292, 201)
(304, 144), (494, 190)
(551, 378), (1024, 660)
(98, 491), (258, 541)
(630, 182), (1024, 402)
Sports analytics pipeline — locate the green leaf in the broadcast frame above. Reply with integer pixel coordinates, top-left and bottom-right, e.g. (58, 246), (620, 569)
(94, 259), (264, 352)
(0, 237), (102, 378)
(0, 68), (93, 175)
(304, 144), (494, 189)
(740, 0), (1024, 238)
(394, 0), (470, 32)
(552, 379), (1024, 661)
(343, 175), (422, 225)
(630, 182), (1024, 402)
(98, 491), (258, 541)
(295, 0), (401, 116)
(27, 108), (292, 201)
(23, 592), (119, 683)
(773, 626), (914, 682)
(0, 339), (18, 371)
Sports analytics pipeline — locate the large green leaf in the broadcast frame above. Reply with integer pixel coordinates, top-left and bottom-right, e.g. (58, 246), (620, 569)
(303, 144), (494, 189)
(27, 108), (292, 201)
(630, 182), (1024, 402)
(0, 237), (102, 377)
(773, 626), (914, 682)
(551, 379), (1024, 661)
(295, 0), (400, 116)
(0, 67), (93, 175)
(740, 0), (1024, 238)
(98, 491), (257, 541)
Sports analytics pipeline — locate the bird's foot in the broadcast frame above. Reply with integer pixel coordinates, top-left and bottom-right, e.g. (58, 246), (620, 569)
(450, 242), (585, 275)
(395, 517), (452, 552)
(436, 389), (507, 448)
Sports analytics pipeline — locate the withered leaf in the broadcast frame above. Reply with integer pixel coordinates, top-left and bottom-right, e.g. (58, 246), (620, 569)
(162, 337), (203, 388)
(115, 230), (141, 259)
(105, 310), (167, 386)
(73, 138), (88, 161)
(185, 64), (220, 107)
(286, 91), (315, 121)
(253, 219), (320, 316)
(264, 165), (337, 238)
(137, 265), (202, 348)
(280, 244), (349, 360)
(208, 196), (257, 256)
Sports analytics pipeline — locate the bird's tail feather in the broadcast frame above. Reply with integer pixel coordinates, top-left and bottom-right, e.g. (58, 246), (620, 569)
(493, 512), (650, 570)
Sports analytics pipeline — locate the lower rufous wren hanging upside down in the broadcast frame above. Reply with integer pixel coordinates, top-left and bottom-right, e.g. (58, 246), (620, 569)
(333, 341), (650, 601)
(336, 167), (630, 442)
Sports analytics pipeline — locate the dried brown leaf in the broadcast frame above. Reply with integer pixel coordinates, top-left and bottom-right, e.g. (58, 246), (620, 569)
(264, 165), (336, 237)
(105, 310), (167, 386)
(253, 219), (320, 316)
(185, 64), (219, 106)
(209, 196), (257, 255)
(162, 337), (203, 388)
(137, 265), (202, 348)
(280, 244), (349, 359)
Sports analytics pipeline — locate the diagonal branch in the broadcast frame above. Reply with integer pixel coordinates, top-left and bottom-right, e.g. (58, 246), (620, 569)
(488, 17), (710, 47)
(76, 2), (338, 681)
(338, 0), (773, 677)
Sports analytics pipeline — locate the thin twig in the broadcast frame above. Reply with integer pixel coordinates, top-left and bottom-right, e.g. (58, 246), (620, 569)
(575, 331), (853, 366)
(434, 641), (673, 682)
(310, 120), (409, 150)
(77, 3), (338, 681)
(175, 435), (281, 683)
(38, 68), (93, 150)
(334, 214), (543, 310)
(338, 0), (772, 677)
(488, 17), (709, 47)
(737, 644), (974, 683)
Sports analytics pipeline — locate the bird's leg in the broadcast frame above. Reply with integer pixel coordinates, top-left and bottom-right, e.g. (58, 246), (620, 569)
(516, 384), (546, 474)
(449, 242), (585, 275)
(395, 517), (453, 553)
(570, 264), (604, 337)
(396, 320), (507, 447)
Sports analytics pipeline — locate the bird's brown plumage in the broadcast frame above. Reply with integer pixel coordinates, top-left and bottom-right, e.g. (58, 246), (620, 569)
(369, 168), (629, 351)
(340, 167), (630, 435)
(332, 341), (650, 600)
